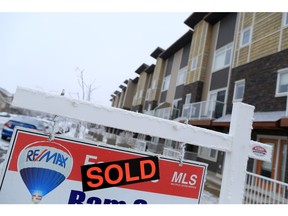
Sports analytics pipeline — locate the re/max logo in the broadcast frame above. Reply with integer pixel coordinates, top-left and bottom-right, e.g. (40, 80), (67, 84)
(26, 149), (69, 168)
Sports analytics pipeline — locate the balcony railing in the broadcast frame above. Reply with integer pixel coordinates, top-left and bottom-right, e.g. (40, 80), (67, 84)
(144, 107), (180, 120)
(182, 100), (225, 120)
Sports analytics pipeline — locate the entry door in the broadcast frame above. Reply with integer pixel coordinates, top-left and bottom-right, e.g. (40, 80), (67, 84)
(256, 138), (281, 180)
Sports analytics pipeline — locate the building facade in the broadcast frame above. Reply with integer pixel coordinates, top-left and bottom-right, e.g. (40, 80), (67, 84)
(110, 12), (288, 185)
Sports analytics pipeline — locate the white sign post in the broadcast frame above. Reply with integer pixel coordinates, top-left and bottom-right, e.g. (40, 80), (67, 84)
(9, 86), (272, 204)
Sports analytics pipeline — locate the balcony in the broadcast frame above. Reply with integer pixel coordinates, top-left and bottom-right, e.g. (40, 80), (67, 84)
(144, 107), (180, 120)
(182, 100), (225, 120)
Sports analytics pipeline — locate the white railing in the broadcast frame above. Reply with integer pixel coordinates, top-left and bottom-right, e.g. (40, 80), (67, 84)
(144, 107), (180, 120)
(245, 171), (288, 204)
(163, 147), (180, 158)
(182, 100), (225, 120)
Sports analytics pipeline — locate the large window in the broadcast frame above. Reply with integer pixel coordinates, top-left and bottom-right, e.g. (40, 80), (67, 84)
(233, 79), (245, 102)
(276, 68), (288, 96)
(213, 43), (233, 72)
(240, 26), (252, 47)
(198, 147), (218, 162)
(161, 75), (171, 91)
(176, 66), (187, 86)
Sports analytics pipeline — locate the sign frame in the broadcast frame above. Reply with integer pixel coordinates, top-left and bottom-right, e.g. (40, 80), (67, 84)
(0, 127), (207, 204)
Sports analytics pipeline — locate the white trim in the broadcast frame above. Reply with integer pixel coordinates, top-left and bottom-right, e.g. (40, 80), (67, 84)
(233, 79), (245, 102)
(240, 26), (252, 48)
(283, 12), (288, 28)
(191, 56), (198, 70)
(161, 75), (171, 92)
(275, 67), (288, 97)
(212, 42), (233, 73)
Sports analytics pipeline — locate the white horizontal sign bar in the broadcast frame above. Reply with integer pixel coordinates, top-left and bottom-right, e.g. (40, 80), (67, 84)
(12, 86), (233, 152)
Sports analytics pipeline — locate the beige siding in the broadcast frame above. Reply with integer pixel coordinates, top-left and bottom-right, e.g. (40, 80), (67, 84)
(243, 13), (253, 29)
(238, 46), (249, 66)
(250, 32), (280, 62)
(186, 21), (212, 85)
(132, 72), (147, 106)
(281, 27), (288, 50)
(255, 12), (273, 23)
(234, 12), (284, 68)
(253, 13), (281, 42)
(152, 57), (165, 102)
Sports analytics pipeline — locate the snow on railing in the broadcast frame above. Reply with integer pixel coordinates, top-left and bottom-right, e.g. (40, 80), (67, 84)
(245, 171), (288, 204)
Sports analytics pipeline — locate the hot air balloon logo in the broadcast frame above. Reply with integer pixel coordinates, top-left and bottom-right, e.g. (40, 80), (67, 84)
(17, 141), (73, 204)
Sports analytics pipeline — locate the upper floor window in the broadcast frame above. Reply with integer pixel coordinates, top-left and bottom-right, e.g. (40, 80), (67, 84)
(240, 26), (252, 47)
(176, 66), (187, 86)
(151, 80), (157, 89)
(191, 57), (198, 70)
(161, 75), (171, 91)
(233, 79), (245, 102)
(213, 43), (233, 72)
(276, 68), (288, 96)
(283, 12), (288, 27)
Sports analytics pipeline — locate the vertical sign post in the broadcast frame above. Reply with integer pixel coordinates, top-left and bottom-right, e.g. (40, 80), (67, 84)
(219, 103), (254, 204)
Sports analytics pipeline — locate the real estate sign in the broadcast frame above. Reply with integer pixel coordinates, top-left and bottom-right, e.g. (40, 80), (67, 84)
(0, 128), (207, 204)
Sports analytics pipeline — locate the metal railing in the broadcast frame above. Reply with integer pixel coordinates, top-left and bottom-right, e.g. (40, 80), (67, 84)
(244, 171), (288, 204)
(182, 100), (225, 120)
(144, 107), (180, 120)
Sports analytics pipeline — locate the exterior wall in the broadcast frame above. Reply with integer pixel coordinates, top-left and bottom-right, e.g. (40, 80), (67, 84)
(233, 13), (287, 68)
(183, 81), (204, 103)
(227, 48), (288, 114)
(167, 50), (182, 103)
(186, 21), (213, 85)
(132, 72), (148, 112)
(122, 79), (137, 110)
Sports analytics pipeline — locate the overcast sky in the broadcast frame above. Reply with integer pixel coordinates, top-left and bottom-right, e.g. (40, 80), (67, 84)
(0, 12), (192, 106)
(0, 0), (284, 107)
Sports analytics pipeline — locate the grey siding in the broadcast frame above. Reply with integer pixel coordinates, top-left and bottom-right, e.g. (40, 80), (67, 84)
(175, 85), (184, 99)
(164, 56), (174, 76)
(216, 13), (237, 49)
(160, 91), (167, 103)
(180, 43), (191, 68)
(210, 68), (229, 91)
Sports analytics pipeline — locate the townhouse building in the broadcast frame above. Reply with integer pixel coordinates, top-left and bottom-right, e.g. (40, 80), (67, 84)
(110, 12), (288, 188)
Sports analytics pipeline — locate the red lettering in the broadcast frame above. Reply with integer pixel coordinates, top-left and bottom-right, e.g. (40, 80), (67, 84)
(125, 162), (140, 182)
(105, 164), (123, 185)
(140, 159), (156, 179)
(86, 167), (103, 188)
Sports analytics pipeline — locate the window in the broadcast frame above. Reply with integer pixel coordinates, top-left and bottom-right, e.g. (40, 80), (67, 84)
(213, 43), (233, 72)
(283, 12), (288, 27)
(176, 66), (187, 86)
(276, 68), (288, 96)
(162, 75), (171, 91)
(198, 147), (218, 162)
(151, 80), (157, 89)
(191, 57), (198, 70)
(241, 27), (252, 47)
(233, 79), (245, 101)
(185, 93), (192, 104)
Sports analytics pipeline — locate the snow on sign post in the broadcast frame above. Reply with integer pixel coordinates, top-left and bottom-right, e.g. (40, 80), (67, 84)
(0, 128), (207, 204)
(2, 87), (272, 204)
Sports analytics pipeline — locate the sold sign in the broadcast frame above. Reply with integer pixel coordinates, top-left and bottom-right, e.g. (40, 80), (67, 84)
(81, 156), (160, 192)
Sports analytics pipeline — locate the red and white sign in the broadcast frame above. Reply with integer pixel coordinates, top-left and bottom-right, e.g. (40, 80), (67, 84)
(0, 128), (207, 204)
